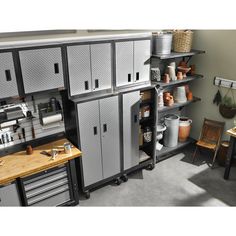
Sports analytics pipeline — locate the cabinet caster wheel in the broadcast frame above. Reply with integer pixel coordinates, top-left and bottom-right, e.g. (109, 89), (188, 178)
(121, 174), (128, 182)
(85, 191), (90, 199)
(146, 163), (155, 171)
(115, 178), (122, 185)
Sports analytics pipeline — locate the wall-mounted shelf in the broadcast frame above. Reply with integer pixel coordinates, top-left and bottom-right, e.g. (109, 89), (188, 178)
(156, 74), (203, 88)
(152, 49), (205, 60)
(157, 96), (201, 113)
(156, 137), (195, 162)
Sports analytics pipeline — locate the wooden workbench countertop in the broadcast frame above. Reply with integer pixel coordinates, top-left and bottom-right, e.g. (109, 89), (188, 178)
(0, 138), (82, 185)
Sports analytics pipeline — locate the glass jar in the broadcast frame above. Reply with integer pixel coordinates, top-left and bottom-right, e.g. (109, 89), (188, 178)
(142, 105), (150, 118)
(143, 127), (152, 143)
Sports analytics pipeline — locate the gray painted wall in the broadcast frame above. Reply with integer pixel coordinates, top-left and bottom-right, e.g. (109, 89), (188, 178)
(187, 30), (236, 140)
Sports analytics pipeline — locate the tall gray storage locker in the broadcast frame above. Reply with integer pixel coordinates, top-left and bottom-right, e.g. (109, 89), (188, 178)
(19, 47), (64, 94)
(77, 95), (120, 187)
(122, 91), (140, 170)
(0, 52), (19, 99)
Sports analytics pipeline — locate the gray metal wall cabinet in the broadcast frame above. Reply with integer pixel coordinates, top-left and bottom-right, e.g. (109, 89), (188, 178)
(0, 52), (19, 99)
(19, 47), (64, 94)
(122, 91), (140, 170)
(67, 43), (112, 96)
(115, 40), (151, 87)
(77, 95), (120, 186)
(0, 182), (21, 206)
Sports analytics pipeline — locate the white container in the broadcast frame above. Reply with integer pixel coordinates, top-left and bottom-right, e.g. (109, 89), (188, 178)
(164, 114), (180, 147)
(152, 32), (173, 55)
(168, 66), (176, 81)
(174, 86), (187, 103)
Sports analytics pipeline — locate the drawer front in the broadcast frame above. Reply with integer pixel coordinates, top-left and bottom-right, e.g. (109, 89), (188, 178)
(22, 165), (72, 207)
(19, 47), (64, 94)
(0, 183), (21, 206)
(0, 52), (19, 99)
(28, 185), (70, 206)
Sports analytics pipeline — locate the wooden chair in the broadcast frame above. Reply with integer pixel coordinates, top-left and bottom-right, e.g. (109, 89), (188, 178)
(192, 118), (225, 168)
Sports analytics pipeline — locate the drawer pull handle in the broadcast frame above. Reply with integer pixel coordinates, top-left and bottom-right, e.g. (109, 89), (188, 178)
(128, 73), (131, 82)
(54, 63), (59, 74)
(93, 126), (97, 135)
(134, 114), (138, 123)
(136, 72), (139, 81)
(95, 79), (99, 89)
(5, 70), (12, 81)
(84, 81), (89, 90)
(103, 124), (107, 133)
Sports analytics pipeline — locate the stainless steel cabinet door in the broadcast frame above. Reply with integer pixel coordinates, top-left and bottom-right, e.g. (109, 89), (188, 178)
(67, 45), (92, 96)
(134, 40), (151, 83)
(99, 96), (120, 179)
(19, 48), (64, 94)
(0, 52), (19, 99)
(115, 41), (134, 87)
(91, 43), (112, 92)
(122, 91), (140, 170)
(0, 183), (21, 206)
(77, 100), (103, 187)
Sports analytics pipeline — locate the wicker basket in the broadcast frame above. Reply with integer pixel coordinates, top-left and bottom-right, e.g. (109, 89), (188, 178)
(173, 30), (193, 53)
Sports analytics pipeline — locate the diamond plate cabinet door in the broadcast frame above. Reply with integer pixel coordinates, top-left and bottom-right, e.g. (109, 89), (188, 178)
(122, 91), (140, 170)
(134, 40), (151, 83)
(77, 100), (103, 187)
(115, 41), (134, 87)
(0, 182), (21, 206)
(0, 52), (19, 99)
(67, 45), (92, 96)
(19, 48), (64, 94)
(91, 43), (112, 92)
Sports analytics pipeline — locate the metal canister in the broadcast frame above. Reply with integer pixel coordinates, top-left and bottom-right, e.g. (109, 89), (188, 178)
(152, 32), (173, 55)
(64, 142), (72, 154)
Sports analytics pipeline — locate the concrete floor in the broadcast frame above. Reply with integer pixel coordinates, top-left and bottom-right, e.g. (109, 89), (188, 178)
(79, 145), (236, 206)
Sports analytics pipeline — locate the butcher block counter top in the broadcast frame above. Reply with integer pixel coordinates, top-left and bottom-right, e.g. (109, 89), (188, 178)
(0, 138), (82, 185)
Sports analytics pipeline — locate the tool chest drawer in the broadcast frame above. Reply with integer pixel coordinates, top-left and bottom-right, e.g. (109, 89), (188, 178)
(22, 165), (72, 206)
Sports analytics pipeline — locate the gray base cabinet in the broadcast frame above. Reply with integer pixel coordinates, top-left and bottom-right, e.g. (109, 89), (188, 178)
(0, 182), (21, 206)
(19, 47), (64, 94)
(0, 52), (19, 99)
(122, 91), (140, 170)
(77, 95), (120, 187)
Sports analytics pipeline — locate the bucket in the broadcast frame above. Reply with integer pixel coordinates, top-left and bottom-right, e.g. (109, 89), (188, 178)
(152, 32), (173, 55)
(178, 117), (192, 142)
(163, 114), (180, 147)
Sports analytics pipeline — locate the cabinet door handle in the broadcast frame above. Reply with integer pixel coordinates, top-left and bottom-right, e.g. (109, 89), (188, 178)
(128, 73), (131, 82)
(5, 70), (12, 81)
(93, 126), (97, 135)
(95, 79), (99, 89)
(136, 72), (139, 81)
(134, 114), (138, 123)
(84, 81), (89, 90)
(54, 63), (59, 74)
(103, 124), (107, 133)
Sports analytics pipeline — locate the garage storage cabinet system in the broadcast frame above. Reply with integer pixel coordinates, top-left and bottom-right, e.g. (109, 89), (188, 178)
(0, 31), (158, 203)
